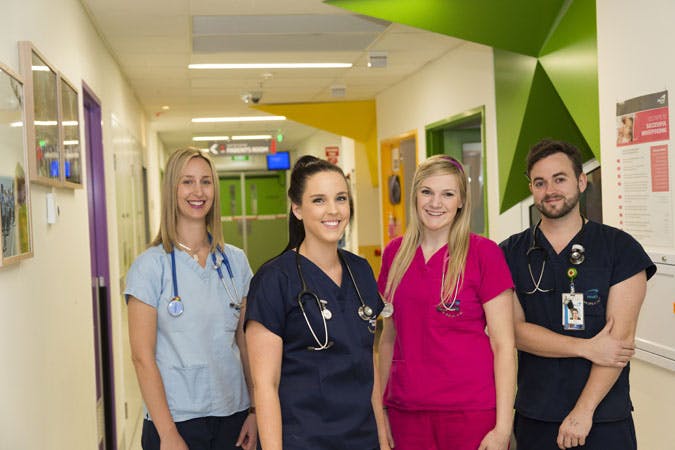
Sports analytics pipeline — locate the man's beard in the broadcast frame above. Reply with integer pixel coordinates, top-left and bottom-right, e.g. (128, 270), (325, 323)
(535, 189), (580, 219)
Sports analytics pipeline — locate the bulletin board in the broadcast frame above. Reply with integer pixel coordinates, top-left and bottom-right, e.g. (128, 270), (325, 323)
(615, 91), (675, 371)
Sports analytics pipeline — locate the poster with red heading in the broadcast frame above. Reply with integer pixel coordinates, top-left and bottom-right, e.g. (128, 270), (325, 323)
(325, 146), (339, 164)
(615, 90), (673, 248)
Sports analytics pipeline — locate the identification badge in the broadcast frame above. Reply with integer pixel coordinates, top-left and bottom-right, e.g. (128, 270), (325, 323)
(562, 293), (584, 330)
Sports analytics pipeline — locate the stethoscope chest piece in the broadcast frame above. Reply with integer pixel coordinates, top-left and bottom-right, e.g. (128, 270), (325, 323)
(569, 244), (585, 265)
(381, 302), (394, 318)
(358, 304), (374, 321)
(321, 303), (333, 320)
(167, 296), (184, 317)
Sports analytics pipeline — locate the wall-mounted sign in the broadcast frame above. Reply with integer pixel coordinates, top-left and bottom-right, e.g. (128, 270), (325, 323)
(325, 146), (339, 164)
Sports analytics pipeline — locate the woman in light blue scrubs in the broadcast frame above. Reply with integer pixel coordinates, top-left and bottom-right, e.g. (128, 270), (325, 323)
(125, 148), (258, 450)
(245, 156), (388, 450)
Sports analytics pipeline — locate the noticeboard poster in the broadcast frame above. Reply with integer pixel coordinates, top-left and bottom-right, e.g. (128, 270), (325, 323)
(615, 90), (673, 248)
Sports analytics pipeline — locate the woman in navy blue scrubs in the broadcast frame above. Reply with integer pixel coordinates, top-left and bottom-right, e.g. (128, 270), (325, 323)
(245, 156), (388, 450)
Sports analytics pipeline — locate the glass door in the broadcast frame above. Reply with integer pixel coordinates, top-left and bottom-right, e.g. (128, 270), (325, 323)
(220, 171), (288, 272)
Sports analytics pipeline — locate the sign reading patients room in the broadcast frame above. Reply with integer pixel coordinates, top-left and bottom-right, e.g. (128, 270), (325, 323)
(210, 141), (271, 155)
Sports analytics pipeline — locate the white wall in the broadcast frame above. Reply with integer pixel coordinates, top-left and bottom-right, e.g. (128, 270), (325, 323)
(0, 0), (148, 448)
(596, 1), (675, 448)
(293, 130), (372, 253)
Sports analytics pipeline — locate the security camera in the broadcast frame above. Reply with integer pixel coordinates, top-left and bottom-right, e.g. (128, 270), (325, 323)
(241, 91), (262, 104)
(250, 91), (262, 104)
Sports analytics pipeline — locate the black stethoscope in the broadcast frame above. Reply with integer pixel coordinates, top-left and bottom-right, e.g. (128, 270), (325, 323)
(167, 246), (240, 317)
(295, 247), (376, 351)
(526, 219), (586, 294)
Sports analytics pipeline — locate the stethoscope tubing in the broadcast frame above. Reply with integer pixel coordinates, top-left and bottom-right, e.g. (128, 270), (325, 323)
(294, 248), (375, 350)
(168, 246), (240, 317)
(525, 219), (586, 295)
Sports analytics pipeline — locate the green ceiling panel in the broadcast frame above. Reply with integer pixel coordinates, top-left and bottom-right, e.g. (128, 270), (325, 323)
(539, 0), (600, 159)
(494, 50), (538, 199)
(326, 0), (565, 56)
(500, 62), (594, 212)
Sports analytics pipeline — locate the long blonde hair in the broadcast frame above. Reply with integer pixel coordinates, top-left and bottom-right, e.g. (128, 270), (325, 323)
(150, 147), (224, 253)
(384, 155), (471, 307)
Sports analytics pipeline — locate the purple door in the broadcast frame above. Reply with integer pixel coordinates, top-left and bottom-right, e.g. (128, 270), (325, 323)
(83, 82), (116, 450)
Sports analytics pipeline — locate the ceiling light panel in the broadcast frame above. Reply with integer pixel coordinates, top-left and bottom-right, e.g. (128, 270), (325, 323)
(193, 14), (387, 35)
(192, 14), (388, 53)
(193, 34), (378, 53)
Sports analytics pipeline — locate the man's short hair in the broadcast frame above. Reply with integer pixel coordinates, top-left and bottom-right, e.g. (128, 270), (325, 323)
(526, 139), (583, 179)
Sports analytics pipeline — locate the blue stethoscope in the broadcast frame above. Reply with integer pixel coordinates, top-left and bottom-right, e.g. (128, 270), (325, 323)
(295, 248), (376, 351)
(167, 246), (240, 317)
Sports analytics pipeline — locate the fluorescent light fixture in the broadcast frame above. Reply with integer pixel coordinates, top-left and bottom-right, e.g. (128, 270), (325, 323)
(192, 136), (230, 141)
(231, 135), (272, 140)
(62, 120), (79, 127)
(189, 63), (352, 70)
(34, 120), (58, 126)
(192, 116), (285, 123)
(10, 121), (23, 127)
(31, 65), (51, 72)
(63, 140), (79, 146)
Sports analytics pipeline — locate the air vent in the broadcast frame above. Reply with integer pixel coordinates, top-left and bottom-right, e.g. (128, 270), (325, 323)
(368, 51), (387, 68)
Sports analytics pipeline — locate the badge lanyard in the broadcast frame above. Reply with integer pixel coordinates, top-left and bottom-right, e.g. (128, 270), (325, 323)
(562, 254), (585, 331)
(167, 247), (240, 318)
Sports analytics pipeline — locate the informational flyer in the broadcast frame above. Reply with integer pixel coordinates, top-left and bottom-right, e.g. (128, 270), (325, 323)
(615, 90), (673, 247)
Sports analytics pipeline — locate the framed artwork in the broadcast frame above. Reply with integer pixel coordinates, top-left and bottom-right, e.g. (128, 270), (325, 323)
(19, 41), (83, 189)
(59, 75), (82, 187)
(0, 62), (33, 266)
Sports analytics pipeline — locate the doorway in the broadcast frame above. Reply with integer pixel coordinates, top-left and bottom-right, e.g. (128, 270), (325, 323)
(379, 132), (417, 246)
(219, 171), (288, 271)
(83, 83), (116, 450)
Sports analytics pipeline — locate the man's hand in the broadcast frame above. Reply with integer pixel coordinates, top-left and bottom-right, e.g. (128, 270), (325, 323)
(582, 317), (634, 367)
(556, 407), (593, 449)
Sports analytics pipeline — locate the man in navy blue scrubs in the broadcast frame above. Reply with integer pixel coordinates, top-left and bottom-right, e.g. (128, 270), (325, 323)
(500, 140), (655, 450)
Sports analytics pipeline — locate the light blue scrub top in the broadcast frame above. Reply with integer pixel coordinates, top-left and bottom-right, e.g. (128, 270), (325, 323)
(125, 243), (252, 422)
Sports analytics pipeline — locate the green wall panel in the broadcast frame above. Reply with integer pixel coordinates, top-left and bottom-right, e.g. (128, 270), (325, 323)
(539, 0), (600, 157)
(494, 50), (538, 200)
(501, 63), (594, 212)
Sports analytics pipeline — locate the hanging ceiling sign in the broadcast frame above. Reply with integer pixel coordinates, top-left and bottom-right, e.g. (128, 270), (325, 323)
(213, 141), (271, 155)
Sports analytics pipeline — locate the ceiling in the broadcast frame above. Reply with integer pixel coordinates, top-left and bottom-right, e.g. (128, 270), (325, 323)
(80, 0), (465, 152)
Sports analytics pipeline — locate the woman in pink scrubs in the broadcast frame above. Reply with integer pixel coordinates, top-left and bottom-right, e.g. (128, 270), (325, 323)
(378, 155), (515, 450)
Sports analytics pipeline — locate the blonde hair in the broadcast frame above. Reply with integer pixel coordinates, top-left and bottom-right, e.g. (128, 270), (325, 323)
(384, 155), (471, 308)
(150, 147), (224, 253)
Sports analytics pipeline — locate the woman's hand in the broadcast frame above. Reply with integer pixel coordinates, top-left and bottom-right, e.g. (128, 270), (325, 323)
(159, 428), (189, 450)
(382, 411), (395, 448)
(477, 427), (510, 450)
(236, 412), (258, 450)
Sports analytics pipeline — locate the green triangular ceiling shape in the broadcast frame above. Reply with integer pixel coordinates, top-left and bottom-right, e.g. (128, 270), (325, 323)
(539, 0), (600, 158)
(500, 62), (594, 212)
(325, 0), (565, 56)
(494, 50), (538, 200)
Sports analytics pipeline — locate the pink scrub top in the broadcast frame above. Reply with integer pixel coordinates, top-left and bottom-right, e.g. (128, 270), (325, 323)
(378, 234), (513, 411)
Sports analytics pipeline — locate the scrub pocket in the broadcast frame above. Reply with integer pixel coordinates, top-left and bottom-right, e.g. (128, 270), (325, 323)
(164, 364), (212, 416)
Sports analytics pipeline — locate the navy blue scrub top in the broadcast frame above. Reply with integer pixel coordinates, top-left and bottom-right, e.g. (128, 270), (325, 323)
(245, 249), (383, 450)
(500, 220), (656, 423)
